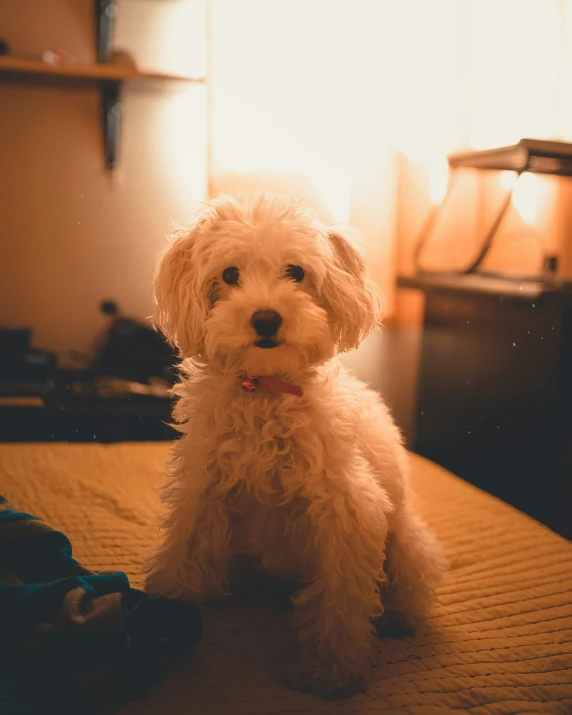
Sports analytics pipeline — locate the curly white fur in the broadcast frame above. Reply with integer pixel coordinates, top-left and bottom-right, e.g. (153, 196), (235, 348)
(144, 193), (446, 698)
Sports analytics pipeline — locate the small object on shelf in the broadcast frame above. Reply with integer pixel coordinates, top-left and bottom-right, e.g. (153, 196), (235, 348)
(42, 48), (73, 66)
(0, 38), (9, 56)
(107, 50), (137, 72)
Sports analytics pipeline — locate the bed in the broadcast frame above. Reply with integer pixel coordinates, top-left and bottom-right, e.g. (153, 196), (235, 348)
(1, 442), (570, 714)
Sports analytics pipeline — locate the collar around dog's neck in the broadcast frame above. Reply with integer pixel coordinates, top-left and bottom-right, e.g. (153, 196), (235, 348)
(241, 375), (303, 397)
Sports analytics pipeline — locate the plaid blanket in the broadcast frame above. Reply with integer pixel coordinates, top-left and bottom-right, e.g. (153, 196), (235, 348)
(0, 495), (201, 714)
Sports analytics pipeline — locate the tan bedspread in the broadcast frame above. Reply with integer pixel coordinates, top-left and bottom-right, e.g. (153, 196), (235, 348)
(0, 442), (570, 715)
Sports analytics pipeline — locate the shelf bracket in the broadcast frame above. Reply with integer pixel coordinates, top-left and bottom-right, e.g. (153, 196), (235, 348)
(95, 0), (117, 62)
(96, 0), (120, 170)
(101, 80), (121, 171)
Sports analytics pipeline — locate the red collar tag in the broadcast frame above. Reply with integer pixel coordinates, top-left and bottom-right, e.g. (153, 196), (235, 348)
(241, 376), (303, 397)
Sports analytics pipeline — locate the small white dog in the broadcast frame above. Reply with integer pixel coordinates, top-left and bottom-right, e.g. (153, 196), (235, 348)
(144, 193), (446, 698)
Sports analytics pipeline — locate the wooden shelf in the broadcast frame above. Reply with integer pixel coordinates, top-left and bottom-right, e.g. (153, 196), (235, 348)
(0, 0), (205, 171)
(0, 55), (200, 84)
(0, 54), (203, 170)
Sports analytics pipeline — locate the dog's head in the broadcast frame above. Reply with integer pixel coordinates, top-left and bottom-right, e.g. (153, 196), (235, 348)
(154, 193), (381, 377)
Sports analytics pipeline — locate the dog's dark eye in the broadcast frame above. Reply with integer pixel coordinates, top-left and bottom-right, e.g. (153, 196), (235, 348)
(222, 266), (240, 285)
(285, 264), (305, 282)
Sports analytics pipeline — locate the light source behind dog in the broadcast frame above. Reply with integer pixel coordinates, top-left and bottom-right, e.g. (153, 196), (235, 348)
(144, 193), (446, 698)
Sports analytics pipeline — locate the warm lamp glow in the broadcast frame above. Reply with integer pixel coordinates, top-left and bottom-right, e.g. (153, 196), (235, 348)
(209, 1), (390, 226)
(512, 173), (542, 225)
(499, 170), (519, 191)
(428, 159), (449, 206)
(115, 0), (207, 77)
(499, 170), (543, 226)
(307, 167), (350, 224)
(154, 86), (208, 223)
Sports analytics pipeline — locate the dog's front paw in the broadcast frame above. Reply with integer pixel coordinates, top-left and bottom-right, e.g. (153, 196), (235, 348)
(280, 657), (366, 700)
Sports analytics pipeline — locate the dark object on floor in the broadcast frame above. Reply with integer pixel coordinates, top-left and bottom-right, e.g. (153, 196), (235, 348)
(0, 495), (202, 714)
(399, 273), (572, 540)
(90, 300), (177, 384)
(0, 306), (179, 442)
(0, 327), (57, 381)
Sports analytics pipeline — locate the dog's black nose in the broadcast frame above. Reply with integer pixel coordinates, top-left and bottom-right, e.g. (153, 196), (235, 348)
(251, 310), (282, 337)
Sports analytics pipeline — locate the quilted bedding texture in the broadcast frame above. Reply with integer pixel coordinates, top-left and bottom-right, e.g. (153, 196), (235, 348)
(0, 442), (570, 715)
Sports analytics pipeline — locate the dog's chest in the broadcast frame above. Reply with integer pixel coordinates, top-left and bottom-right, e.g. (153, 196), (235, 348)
(211, 393), (314, 493)
(226, 486), (314, 579)
(207, 394), (316, 574)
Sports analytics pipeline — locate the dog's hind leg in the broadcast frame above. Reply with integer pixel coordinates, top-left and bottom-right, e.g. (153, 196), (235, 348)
(284, 462), (390, 698)
(375, 505), (447, 635)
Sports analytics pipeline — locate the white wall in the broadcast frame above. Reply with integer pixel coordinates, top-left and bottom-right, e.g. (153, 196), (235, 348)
(209, 0), (572, 318)
(208, 0), (398, 313)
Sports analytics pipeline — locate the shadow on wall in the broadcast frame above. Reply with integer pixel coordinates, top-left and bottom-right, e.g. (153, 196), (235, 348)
(340, 327), (422, 448)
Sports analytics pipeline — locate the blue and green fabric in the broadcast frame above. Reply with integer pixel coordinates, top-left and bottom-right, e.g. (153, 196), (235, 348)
(0, 495), (202, 714)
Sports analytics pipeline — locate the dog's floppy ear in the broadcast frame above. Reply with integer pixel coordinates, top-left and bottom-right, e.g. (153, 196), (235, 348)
(154, 221), (209, 357)
(322, 227), (382, 352)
